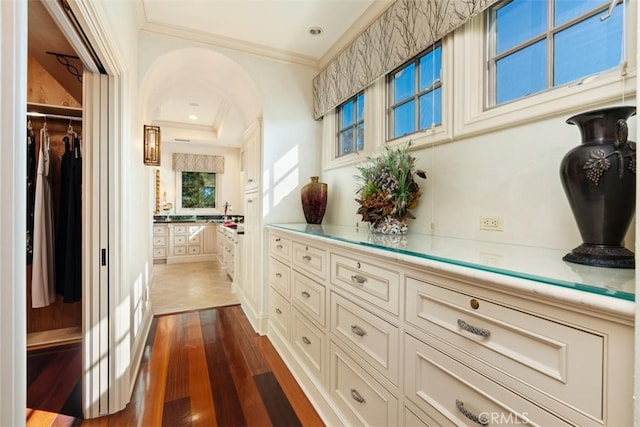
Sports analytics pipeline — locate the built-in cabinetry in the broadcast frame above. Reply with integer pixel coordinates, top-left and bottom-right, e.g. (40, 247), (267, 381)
(217, 223), (243, 285)
(152, 222), (217, 264)
(266, 225), (634, 427)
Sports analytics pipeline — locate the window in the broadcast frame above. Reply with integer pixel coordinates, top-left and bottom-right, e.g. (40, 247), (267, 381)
(178, 171), (216, 210)
(388, 43), (442, 140)
(488, 0), (624, 106)
(336, 92), (364, 157)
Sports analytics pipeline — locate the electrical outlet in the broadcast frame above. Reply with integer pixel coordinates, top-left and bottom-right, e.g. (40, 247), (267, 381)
(480, 216), (504, 231)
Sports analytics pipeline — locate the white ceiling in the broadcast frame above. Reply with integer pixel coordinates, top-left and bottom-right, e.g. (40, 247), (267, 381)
(139, 0), (389, 147)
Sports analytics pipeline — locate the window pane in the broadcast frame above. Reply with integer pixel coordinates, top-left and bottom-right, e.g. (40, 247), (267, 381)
(496, 0), (546, 54)
(182, 172), (216, 208)
(393, 101), (415, 138)
(356, 93), (364, 121)
(341, 100), (354, 128)
(419, 88), (442, 129)
(419, 46), (442, 91)
(339, 129), (354, 156)
(555, 0), (609, 26)
(496, 40), (546, 104)
(356, 123), (364, 151)
(554, 6), (622, 85)
(393, 63), (415, 103)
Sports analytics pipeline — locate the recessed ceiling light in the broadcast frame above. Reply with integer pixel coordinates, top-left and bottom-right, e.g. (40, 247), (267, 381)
(189, 114), (198, 120)
(309, 26), (323, 36)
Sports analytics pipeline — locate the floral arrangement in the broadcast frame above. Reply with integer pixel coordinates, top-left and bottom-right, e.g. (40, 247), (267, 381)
(355, 142), (426, 234)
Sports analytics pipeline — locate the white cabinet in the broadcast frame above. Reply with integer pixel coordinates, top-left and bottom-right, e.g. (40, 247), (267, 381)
(218, 224), (243, 283)
(241, 120), (260, 191)
(166, 223), (216, 264)
(202, 225), (217, 254)
(152, 224), (168, 262)
(265, 226), (634, 427)
(241, 190), (261, 309)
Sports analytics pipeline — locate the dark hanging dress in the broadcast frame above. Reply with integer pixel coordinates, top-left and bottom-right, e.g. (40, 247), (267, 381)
(56, 134), (82, 302)
(26, 126), (36, 265)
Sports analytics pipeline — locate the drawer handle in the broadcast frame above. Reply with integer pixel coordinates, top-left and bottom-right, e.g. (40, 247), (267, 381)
(302, 255), (312, 261)
(350, 325), (366, 337)
(275, 237), (281, 242)
(457, 319), (491, 337)
(302, 336), (311, 345)
(301, 291), (311, 298)
(350, 274), (367, 284)
(350, 389), (365, 404)
(276, 244), (283, 249)
(275, 308), (282, 314)
(455, 400), (488, 426)
(275, 272), (282, 278)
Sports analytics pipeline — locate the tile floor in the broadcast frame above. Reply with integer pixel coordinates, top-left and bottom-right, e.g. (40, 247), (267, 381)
(150, 260), (241, 315)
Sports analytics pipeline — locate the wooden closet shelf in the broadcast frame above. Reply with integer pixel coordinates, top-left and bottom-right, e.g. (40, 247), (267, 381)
(27, 327), (82, 351)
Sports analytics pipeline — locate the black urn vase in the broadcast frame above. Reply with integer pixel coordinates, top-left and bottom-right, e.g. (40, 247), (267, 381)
(559, 106), (636, 268)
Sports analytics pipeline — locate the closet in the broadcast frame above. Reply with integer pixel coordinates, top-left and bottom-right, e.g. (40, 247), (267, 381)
(25, 0), (84, 362)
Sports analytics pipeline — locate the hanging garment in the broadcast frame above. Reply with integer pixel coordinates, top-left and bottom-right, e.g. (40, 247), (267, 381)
(56, 133), (82, 302)
(32, 125), (56, 308)
(26, 122), (36, 265)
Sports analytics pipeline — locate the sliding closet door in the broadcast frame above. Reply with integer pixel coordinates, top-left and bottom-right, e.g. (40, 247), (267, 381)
(82, 72), (113, 418)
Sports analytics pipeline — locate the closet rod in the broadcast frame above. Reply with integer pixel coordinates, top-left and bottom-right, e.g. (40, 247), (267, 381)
(27, 112), (82, 122)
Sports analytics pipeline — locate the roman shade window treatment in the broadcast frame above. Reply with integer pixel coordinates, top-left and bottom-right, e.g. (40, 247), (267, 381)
(312, 0), (500, 119)
(172, 153), (225, 173)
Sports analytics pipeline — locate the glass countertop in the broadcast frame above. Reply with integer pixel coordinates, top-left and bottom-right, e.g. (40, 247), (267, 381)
(268, 223), (635, 302)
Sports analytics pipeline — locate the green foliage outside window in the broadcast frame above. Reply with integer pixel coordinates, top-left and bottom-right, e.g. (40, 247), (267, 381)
(181, 172), (216, 208)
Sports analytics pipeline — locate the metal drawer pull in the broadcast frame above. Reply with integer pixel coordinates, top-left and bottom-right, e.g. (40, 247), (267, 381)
(276, 244), (283, 249)
(275, 273), (282, 278)
(350, 274), (367, 284)
(455, 400), (488, 426)
(275, 237), (281, 242)
(350, 389), (365, 404)
(350, 325), (366, 337)
(302, 255), (312, 261)
(457, 319), (491, 337)
(302, 336), (311, 345)
(275, 308), (282, 314)
(301, 291), (311, 298)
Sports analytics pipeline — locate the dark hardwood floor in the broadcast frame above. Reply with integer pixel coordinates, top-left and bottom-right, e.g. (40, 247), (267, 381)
(27, 305), (324, 427)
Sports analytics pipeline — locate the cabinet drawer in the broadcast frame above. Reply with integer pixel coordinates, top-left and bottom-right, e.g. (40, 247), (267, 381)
(292, 271), (325, 327)
(188, 225), (203, 234)
(292, 308), (325, 383)
(269, 233), (291, 261)
(331, 253), (400, 316)
(331, 292), (399, 385)
(188, 233), (201, 244)
(406, 276), (604, 420)
(188, 245), (201, 255)
(270, 287), (290, 340)
(153, 236), (166, 246)
(404, 333), (571, 427)
(174, 235), (187, 245)
(153, 225), (167, 235)
(329, 341), (398, 427)
(269, 257), (291, 297)
(292, 242), (327, 281)
(174, 246), (186, 256)
(153, 247), (167, 258)
(174, 225), (187, 235)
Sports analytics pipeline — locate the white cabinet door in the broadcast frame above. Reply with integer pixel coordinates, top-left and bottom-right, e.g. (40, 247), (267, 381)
(243, 190), (260, 308)
(242, 120), (260, 191)
(202, 225), (217, 254)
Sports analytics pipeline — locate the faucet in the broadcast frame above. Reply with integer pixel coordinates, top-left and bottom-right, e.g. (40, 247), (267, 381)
(223, 202), (232, 222)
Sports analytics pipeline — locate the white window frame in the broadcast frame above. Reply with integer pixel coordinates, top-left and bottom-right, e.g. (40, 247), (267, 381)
(453, 3), (637, 139)
(175, 171), (221, 214)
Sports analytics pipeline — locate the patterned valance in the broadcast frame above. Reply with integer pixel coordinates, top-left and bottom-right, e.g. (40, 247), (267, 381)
(172, 153), (224, 173)
(313, 0), (499, 119)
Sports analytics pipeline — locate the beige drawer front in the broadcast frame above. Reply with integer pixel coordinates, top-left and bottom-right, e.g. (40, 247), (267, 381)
(153, 236), (166, 246)
(174, 246), (186, 256)
(269, 257), (291, 297)
(153, 247), (167, 258)
(153, 225), (167, 235)
(292, 308), (325, 383)
(292, 242), (327, 281)
(174, 235), (187, 245)
(188, 245), (201, 255)
(329, 341), (398, 427)
(173, 225), (187, 235)
(331, 292), (399, 385)
(406, 276), (604, 420)
(404, 333), (571, 427)
(292, 271), (325, 327)
(270, 287), (290, 340)
(331, 253), (400, 316)
(188, 233), (201, 244)
(269, 233), (291, 261)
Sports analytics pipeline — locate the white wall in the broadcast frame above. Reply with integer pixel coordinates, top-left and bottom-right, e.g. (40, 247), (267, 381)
(157, 142), (242, 215)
